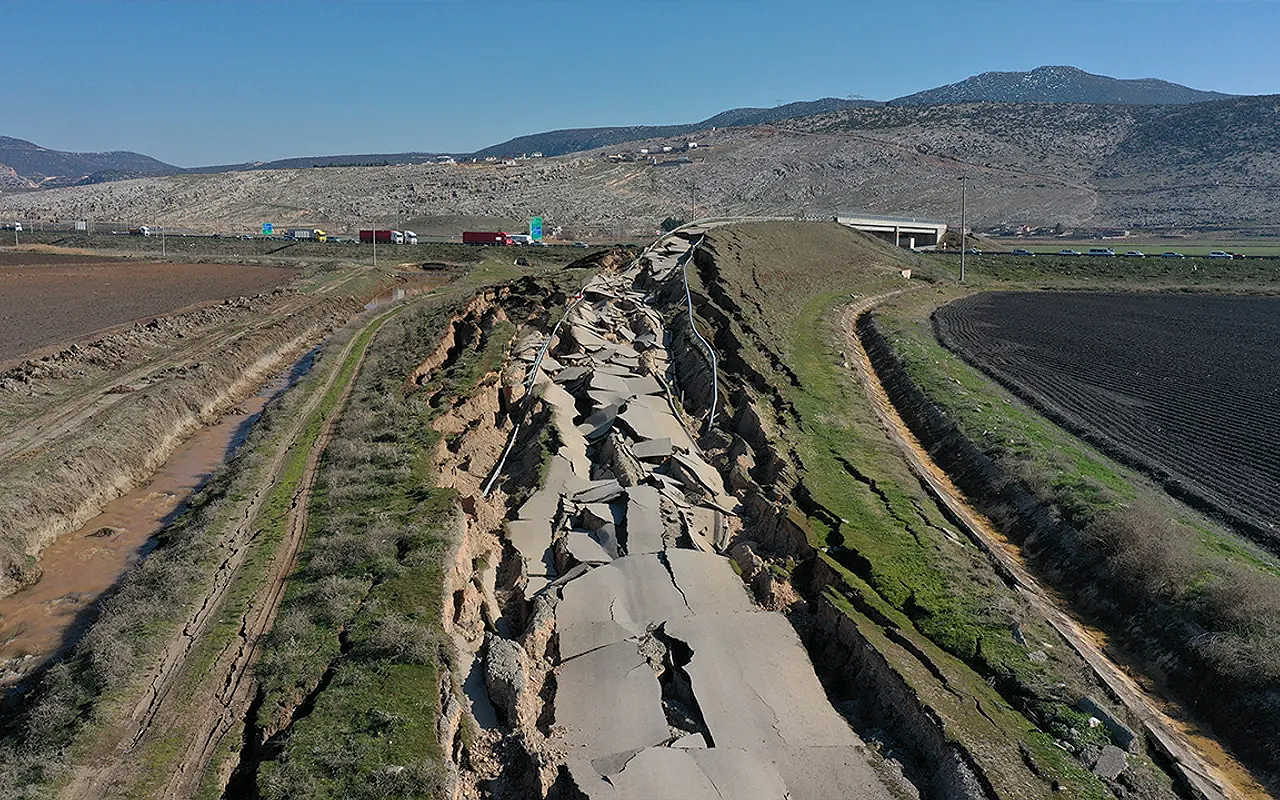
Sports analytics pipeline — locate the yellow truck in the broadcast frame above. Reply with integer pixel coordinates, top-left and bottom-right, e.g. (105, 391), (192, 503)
(286, 228), (327, 242)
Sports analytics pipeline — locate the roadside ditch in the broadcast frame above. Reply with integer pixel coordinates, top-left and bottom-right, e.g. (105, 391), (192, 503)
(0, 290), (358, 600)
(859, 305), (1278, 796)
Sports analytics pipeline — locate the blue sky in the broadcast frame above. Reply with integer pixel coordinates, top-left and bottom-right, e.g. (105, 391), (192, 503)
(2, 0), (1276, 166)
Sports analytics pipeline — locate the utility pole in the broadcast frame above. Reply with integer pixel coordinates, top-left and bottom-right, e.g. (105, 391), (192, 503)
(373, 226), (377, 269)
(688, 177), (696, 223)
(958, 176), (968, 283)
(161, 225), (166, 259)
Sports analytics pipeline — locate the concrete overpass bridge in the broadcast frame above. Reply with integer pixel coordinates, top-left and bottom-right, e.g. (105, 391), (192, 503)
(835, 213), (948, 249)
(667, 213), (948, 250)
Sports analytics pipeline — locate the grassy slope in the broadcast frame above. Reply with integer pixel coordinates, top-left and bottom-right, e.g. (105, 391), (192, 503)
(927, 252), (1280, 292)
(217, 266), (575, 798)
(872, 286), (1280, 787)
(234, 299), (464, 799)
(694, 223), (1120, 798)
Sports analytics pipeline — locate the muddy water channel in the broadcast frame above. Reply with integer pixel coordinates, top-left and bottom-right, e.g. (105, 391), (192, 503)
(0, 352), (314, 687)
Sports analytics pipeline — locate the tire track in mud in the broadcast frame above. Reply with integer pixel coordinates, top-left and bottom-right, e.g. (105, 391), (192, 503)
(60, 303), (406, 800)
(840, 295), (1253, 800)
(161, 304), (406, 799)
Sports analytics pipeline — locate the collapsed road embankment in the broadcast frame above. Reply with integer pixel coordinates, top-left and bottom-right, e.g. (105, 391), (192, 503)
(436, 235), (905, 799)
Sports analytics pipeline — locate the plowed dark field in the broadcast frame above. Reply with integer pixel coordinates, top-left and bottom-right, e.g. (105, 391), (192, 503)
(934, 291), (1280, 547)
(0, 252), (294, 363)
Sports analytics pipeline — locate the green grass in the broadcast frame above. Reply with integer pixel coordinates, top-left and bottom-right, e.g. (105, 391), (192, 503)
(927, 253), (1280, 290)
(231, 277), (545, 798)
(684, 223), (1132, 795)
(871, 288), (1280, 783)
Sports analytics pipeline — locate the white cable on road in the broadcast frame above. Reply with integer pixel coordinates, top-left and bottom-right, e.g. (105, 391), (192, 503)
(679, 235), (719, 431)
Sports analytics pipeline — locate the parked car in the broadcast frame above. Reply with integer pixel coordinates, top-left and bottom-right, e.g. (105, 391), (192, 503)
(964, 248), (982, 255)
(1232, 253), (1247, 259)
(1087, 248), (1116, 256)
(1010, 248), (1034, 256)
(1161, 251), (1185, 258)
(1123, 250), (1145, 257)
(573, 241), (589, 248)
(1208, 250), (1234, 259)
(1059, 249), (1081, 256)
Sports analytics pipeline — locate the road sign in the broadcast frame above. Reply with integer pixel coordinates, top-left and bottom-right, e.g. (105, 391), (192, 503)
(530, 216), (543, 242)
(262, 223), (274, 235)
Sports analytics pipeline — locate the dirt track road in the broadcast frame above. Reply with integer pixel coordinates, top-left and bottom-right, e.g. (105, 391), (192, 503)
(61, 301), (406, 800)
(839, 295), (1253, 800)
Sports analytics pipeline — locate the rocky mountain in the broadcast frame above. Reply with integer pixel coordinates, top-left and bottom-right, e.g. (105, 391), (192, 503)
(0, 96), (870, 186)
(0, 136), (179, 188)
(889, 65), (1233, 106)
(4, 94), (1278, 236)
(0, 66), (1242, 187)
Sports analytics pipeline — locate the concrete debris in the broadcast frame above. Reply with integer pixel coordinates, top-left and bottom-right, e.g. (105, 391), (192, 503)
(574, 480), (625, 505)
(554, 365), (591, 384)
(624, 485), (665, 555)
(485, 634), (531, 728)
(630, 437), (673, 461)
(564, 532), (614, 566)
(1092, 745), (1129, 780)
(1076, 696), (1139, 752)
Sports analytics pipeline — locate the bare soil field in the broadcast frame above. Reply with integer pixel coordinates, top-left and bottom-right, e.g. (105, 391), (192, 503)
(934, 292), (1280, 548)
(0, 251), (294, 363)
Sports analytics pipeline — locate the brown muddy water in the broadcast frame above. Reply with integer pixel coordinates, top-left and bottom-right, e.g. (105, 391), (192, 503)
(0, 352), (315, 688)
(364, 286), (406, 310)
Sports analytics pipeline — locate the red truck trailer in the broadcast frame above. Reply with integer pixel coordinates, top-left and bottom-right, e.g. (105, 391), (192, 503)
(463, 231), (512, 245)
(360, 229), (405, 244)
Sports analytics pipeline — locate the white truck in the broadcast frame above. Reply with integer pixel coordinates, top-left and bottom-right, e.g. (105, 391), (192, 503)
(402, 230), (418, 245)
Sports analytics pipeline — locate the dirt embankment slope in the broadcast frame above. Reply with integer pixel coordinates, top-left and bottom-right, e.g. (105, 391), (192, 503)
(0, 286), (358, 599)
(862, 292), (1280, 794)
(654, 221), (1248, 799)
